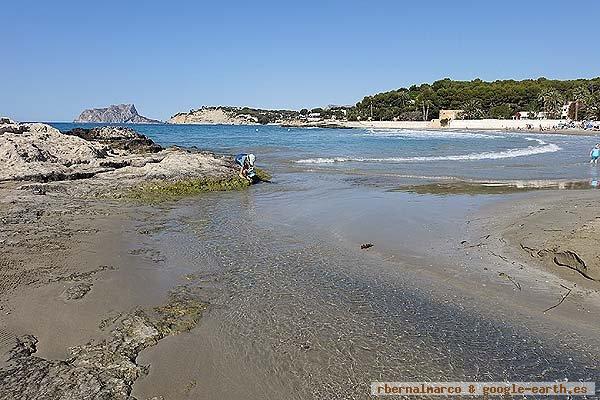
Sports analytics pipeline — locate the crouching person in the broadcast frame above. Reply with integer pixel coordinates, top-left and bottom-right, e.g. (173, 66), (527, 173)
(235, 153), (256, 182)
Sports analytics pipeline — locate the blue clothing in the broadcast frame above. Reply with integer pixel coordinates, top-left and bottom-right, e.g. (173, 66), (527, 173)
(235, 153), (256, 178)
(592, 149), (600, 158)
(235, 153), (248, 166)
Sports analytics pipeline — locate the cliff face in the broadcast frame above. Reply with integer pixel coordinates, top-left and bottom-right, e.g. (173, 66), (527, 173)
(168, 107), (258, 125)
(74, 104), (160, 124)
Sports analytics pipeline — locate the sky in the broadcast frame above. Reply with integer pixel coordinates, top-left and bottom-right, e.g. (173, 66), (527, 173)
(2, 0), (600, 121)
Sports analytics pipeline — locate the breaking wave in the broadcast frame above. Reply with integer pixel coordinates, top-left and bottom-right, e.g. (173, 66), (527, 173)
(358, 128), (500, 140)
(296, 138), (561, 164)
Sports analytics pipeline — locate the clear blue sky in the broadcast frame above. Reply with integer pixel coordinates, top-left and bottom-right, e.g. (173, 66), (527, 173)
(3, 0), (599, 121)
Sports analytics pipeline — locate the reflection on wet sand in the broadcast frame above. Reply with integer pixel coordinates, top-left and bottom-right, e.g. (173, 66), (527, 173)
(394, 179), (600, 195)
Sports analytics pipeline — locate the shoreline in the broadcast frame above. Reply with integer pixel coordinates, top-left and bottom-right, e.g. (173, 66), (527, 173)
(55, 119), (600, 137)
(478, 190), (600, 286)
(0, 121), (261, 398)
(1, 121), (599, 398)
(2, 174), (599, 398)
(339, 119), (600, 136)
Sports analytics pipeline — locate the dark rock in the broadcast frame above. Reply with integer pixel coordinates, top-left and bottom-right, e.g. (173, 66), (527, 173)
(0, 286), (205, 400)
(63, 127), (162, 153)
(62, 283), (93, 300)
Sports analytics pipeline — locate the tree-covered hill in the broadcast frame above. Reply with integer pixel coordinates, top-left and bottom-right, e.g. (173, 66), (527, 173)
(348, 77), (600, 121)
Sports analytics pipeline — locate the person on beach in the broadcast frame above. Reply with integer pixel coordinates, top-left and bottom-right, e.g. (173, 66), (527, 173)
(590, 144), (600, 164)
(235, 153), (256, 181)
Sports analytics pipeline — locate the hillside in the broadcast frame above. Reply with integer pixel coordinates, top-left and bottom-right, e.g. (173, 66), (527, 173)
(349, 77), (600, 122)
(168, 106), (300, 125)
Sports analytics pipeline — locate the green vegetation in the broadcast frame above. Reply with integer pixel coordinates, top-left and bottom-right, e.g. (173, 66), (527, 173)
(253, 167), (272, 182)
(127, 168), (271, 202)
(225, 106), (299, 124)
(351, 77), (600, 121)
(151, 286), (206, 335)
(318, 106), (349, 120)
(176, 77), (600, 124)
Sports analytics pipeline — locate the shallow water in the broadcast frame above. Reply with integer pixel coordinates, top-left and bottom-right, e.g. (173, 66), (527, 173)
(51, 123), (600, 184)
(134, 178), (599, 399)
(49, 123), (600, 398)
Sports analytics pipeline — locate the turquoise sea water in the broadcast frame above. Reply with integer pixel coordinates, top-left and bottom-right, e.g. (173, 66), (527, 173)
(50, 123), (600, 184)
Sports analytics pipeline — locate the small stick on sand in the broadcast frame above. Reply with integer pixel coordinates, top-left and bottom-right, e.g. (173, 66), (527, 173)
(498, 272), (521, 290)
(543, 284), (572, 313)
(489, 251), (509, 262)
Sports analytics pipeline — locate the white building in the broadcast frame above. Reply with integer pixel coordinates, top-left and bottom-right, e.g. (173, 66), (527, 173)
(307, 112), (322, 122)
(513, 111), (547, 120)
(561, 102), (574, 119)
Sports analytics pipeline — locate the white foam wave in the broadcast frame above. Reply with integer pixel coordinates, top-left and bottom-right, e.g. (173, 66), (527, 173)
(359, 128), (500, 140)
(296, 138), (561, 164)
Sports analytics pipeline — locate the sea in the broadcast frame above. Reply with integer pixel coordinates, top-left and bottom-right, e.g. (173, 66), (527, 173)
(51, 123), (600, 185)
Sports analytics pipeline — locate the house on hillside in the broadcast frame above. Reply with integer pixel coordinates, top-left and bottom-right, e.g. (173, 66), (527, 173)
(562, 102), (574, 119)
(307, 112), (322, 122)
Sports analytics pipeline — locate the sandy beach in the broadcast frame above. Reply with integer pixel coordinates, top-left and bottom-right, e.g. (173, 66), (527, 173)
(2, 180), (600, 398)
(2, 184), (600, 399)
(318, 119), (600, 136)
(5, 0), (600, 397)
(1, 122), (600, 399)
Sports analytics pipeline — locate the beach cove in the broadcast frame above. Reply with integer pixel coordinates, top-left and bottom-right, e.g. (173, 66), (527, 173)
(1, 123), (600, 399)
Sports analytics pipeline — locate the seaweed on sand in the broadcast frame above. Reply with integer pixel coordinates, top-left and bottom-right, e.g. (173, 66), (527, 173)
(127, 168), (272, 202)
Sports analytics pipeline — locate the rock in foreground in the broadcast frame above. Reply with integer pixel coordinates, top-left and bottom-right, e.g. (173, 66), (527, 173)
(0, 286), (205, 400)
(0, 121), (245, 195)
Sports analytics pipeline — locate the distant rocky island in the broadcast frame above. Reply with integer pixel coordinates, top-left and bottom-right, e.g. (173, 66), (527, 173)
(75, 104), (161, 124)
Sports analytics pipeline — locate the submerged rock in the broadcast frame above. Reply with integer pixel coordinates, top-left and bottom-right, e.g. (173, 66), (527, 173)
(62, 282), (93, 300)
(0, 286), (206, 400)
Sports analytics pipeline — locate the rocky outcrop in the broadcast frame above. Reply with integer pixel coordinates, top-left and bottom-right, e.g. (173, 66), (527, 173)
(168, 107), (258, 125)
(63, 126), (162, 153)
(74, 104), (160, 124)
(0, 120), (239, 187)
(168, 106), (314, 125)
(0, 122), (109, 181)
(0, 118), (27, 135)
(0, 285), (205, 400)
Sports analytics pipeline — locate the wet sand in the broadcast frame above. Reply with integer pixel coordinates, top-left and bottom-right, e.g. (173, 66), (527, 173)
(1, 174), (600, 399)
(131, 182), (600, 399)
(0, 183), (210, 398)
